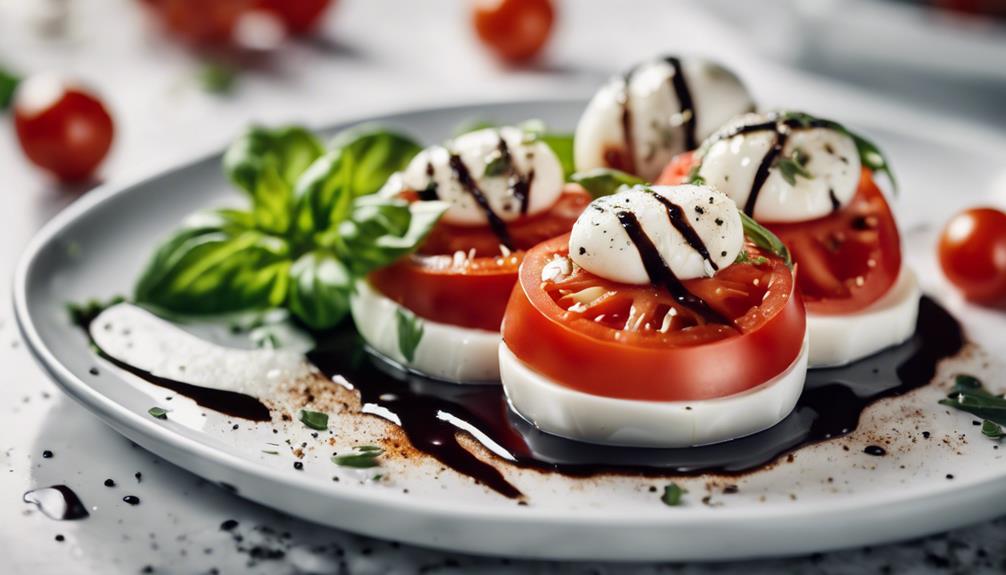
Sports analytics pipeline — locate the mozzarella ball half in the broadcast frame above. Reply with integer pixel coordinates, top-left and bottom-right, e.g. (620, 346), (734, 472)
(568, 184), (743, 284)
(399, 126), (563, 226)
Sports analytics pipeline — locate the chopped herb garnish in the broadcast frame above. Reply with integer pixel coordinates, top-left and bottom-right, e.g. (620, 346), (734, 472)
(332, 445), (384, 469)
(262, 450), (280, 455)
(661, 483), (686, 506)
(148, 407), (168, 420)
(299, 409), (329, 431)
(735, 250), (769, 266)
(198, 61), (237, 94)
(981, 420), (1004, 439)
(776, 154), (813, 186)
(0, 67), (20, 110)
(395, 308), (424, 363)
(739, 212), (792, 268)
(483, 151), (508, 177)
(570, 168), (646, 198)
(939, 374), (1006, 434)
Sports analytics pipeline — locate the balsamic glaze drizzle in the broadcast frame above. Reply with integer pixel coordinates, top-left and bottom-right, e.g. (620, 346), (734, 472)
(828, 188), (841, 212)
(616, 71), (638, 175)
(615, 210), (730, 325)
(306, 296), (963, 499)
(645, 189), (718, 272)
(496, 137), (534, 215)
(417, 162), (439, 201)
(744, 125), (789, 216)
(448, 153), (514, 250)
(664, 56), (697, 151)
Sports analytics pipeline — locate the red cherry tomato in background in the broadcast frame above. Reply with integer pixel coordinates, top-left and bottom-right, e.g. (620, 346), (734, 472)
(140, 0), (333, 47)
(472, 0), (555, 62)
(14, 75), (114, 182)
(256, 0), (333, 34)
(938, 207), (1006, 304)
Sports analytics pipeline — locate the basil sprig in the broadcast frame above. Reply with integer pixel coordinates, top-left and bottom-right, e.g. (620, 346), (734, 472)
(136, 125), (445, 330)
(570, 168), (646, 198)
(453, 119), (576, 180)
(738, 212), (792, 268)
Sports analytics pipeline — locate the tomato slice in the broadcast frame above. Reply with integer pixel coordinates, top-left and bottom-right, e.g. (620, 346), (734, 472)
(658, 155), (902, 316)
(502, 235), (806, 401)
(369, 186), (590, 331)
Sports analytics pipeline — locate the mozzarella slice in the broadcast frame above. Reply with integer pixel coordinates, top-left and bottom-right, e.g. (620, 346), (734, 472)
(500, 335), (808, 448)
(568, 184), (743, 284)
(397, 127), (564, 226)
(696, 112), (862, 223)
(807, 267), (920, 368)
(574, 56), (753, 181)
(350, 280), (501, 383)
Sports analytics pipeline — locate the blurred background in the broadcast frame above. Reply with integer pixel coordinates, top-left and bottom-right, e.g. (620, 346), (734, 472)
(2, 0), (1005, 572)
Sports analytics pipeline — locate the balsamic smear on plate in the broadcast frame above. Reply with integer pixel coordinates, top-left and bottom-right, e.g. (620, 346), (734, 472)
(23, 485), (90, 520)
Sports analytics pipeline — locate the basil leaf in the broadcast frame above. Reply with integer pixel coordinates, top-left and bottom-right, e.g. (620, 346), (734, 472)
(940, 388), (1006, 427)
(661, 483), (685, 506)
(571, 168), (647, 198)
(337, 196), (448, 276)
(0, 68), (19, 110)
(395, 308), (424, 363)
(328, 127), (423, 198)
(148, 407), (168, 420)
(739, 212), (792, 269)
(224, 126), (323, 234)
(536, 133), (575, 180)
(982, 420), (1004, 439)
(134, 212), (292, 315)
(287, 251), (353, 330)
(299, 409), (329, 431)
(293, 129), (423, 240)
(777, 156), (813, 186)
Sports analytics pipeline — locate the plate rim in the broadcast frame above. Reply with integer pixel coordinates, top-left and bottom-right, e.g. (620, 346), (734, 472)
(13, 98), (1006, 558)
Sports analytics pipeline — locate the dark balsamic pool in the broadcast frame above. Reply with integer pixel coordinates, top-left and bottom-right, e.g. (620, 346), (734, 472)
(307, 296), (963, 498)
(86, 297), (963, 499)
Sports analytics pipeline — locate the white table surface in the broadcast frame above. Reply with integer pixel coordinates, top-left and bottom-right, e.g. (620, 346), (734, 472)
(2, 0), (1005, 572)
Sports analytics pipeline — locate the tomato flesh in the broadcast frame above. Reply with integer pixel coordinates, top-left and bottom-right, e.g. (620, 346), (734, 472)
(938, 207), (1006, 304)
(502, 234), (806, 401)
(659, 155), (902, 315)
(370, 186), (589, 331)
(14, 77), (114, 182)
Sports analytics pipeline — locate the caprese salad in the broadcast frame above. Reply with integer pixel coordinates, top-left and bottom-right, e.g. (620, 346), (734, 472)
(656, 111), (917, 367)
(574, 55), (754, 182)
(499, 184), (808, 447)
(352, 126), (589, 382)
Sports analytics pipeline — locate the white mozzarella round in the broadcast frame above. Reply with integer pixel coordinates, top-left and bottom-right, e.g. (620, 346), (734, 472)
(350, 280), (501, 383)
(500, 335), (808, 448)
(807, 267), (920, 368)
(568, 184), (743, 284)
(574, 57), (753, 181)
(399, 127), (564, 226)
(697, 113), (861, 223)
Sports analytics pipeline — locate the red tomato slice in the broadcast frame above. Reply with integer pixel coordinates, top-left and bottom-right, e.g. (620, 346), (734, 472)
(502, 235), (806, 402)
(658, 154), (901, 316)
(369, 186), (590, 331)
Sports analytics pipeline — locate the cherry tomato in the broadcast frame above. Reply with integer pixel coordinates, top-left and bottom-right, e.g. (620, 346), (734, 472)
(659, 157), (902, 316)
(139, 0), (248, 45)
(14, 75), (114, 182)
(256, 0), (333, 34)
(372, 186), (590, 331)
(501, 235), (805, 402)
(938, 207), (1006, 304)
(472, 0), (555, 62)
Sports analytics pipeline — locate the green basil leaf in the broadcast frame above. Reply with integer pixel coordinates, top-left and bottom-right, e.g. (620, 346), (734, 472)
(777, 156), (813, 186)
(395, 308), (424, 363)
(739, 211), (792, 268)
(571, 168), (647, 198)
(223, 126), (324, 233)
(332, 445), (384, 468)
(134, 212), (292, 315)
(939, 391), (1006, 427)
(982, 420), (1004, 439)
(299, 409), (329, 431)
(327, 127), (423, 198)
(0, 67), (19, 110)
(337, 196), (448, 276)
(148, 407), (168, 420)
(536, 133), (575, 180)
(287, 251), (353, 330)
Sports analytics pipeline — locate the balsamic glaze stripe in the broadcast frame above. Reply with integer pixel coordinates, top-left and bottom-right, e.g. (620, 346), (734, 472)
(615, 210), (730, 325)
(448, 153), (514, 250)
(496, 137), (533, 215)
(617, 72), (638, 175)
(744, 126), (789, 217)
(644, 190), (718, 272)
(418, 161), (439, 201)
(664, 56), (697, 151)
